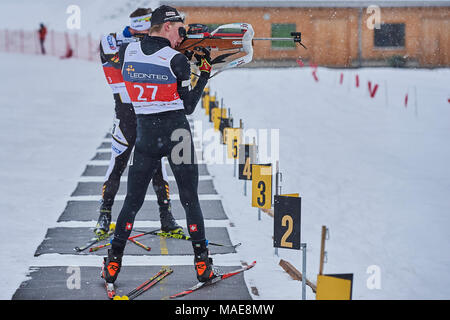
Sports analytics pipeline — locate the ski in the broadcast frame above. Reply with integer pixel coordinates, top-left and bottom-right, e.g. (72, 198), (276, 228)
(137, 229), (242, 249)
(169, 261), (256, 299)
(74, 228), (115, 252)
(113, 267), (173, 300)
(105, 281), (116, 299)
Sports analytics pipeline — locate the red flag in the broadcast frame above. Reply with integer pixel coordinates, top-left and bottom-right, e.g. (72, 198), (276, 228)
(368, 81), (379, 98)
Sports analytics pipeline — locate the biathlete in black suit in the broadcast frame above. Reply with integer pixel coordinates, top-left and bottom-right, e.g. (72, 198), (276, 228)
(101, 5), (220, 284)
(95, 7), (181, 237)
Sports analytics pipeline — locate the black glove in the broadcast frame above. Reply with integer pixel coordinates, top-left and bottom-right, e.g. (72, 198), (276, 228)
(194, 47), (212, 74)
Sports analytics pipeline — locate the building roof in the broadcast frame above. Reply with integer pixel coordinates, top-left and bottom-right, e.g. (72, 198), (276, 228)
(160, 0), (450, 8)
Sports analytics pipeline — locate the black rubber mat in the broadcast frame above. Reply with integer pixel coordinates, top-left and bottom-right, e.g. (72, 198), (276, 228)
(58, 200), (227, 221)
(34, 227), (236, 256)
(81, 163), (210, 177)
(70, 180), (217, 196)
(12, 265), (251, 300)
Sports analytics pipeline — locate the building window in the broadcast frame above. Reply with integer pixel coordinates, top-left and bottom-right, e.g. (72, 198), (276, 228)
(374, 23), (405, 48)
(205, 24), (221, 33)
(271, 23), (296, 49)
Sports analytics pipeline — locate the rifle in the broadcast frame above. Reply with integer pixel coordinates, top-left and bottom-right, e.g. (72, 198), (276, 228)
(177, 23), (306, 78)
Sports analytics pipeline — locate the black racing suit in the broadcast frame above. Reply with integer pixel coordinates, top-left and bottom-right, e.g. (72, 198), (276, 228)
(110, 36), (209, 254)
(99, 35), (171, 214)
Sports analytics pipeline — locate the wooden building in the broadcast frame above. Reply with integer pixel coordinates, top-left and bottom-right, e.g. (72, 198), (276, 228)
(161, 0), (450, 67)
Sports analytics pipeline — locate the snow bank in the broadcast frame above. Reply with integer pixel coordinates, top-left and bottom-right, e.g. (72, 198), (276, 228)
(0, 52), (112, 299)
(205, 66), (450, 299)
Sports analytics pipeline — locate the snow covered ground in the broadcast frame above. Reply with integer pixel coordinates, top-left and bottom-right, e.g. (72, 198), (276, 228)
(0, 52), (112, 299)
(205, 66), (450, 300)
(1, 50), (449, 300)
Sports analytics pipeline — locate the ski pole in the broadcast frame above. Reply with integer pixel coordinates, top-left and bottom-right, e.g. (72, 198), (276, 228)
(89, 233), (153, 252)
(128, 238), (151, 251)
(89, 242), (110, 252)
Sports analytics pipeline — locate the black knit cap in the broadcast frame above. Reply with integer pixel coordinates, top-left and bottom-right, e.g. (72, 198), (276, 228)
(150, 5), (184, 27)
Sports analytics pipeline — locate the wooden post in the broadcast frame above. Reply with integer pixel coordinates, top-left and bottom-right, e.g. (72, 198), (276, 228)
(279, 259), (317, 293)
(319, 225), (327, 275)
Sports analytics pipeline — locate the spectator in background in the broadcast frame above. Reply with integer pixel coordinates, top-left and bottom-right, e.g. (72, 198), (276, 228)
(38, 23), (47, 54)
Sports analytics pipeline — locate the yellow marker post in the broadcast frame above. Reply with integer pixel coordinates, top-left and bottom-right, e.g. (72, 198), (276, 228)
(211, 108), (220, 131)
(226, 128), (241, 159)
(238, 144), (257, 181)
(316, 274), (353, 300)
(273, 193), (307, 300)
(213, 108), (227, 131)
(202, 90), (210, 110)
(251, 164), (272, 209)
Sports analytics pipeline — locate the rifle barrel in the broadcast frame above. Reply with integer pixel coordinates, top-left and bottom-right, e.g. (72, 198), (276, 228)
(186, 37), (296, 41)
(253, 37), (295, 41)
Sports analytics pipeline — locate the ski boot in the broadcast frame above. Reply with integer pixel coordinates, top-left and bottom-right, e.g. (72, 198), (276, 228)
(94, 206), (112, 236)
(193, 242), (221, 282)
(101, 249), (122, 284)
(160, 204), (183, 234)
